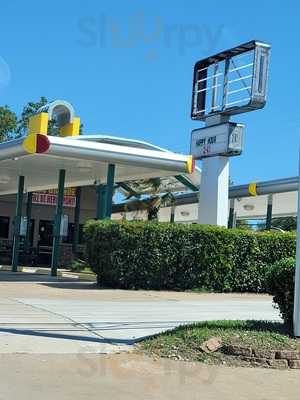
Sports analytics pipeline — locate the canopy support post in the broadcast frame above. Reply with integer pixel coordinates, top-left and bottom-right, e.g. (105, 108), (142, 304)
(24, 192), (33, 256)
(12, 176), (25, 272)
(228, 199), (235, 229)
(72, 187), (81, 254)
(51, 169), (65, 277)
(170, 205), (176, 223)
(266, 194), (273, 230)
(96, 184), (107, 220)
(105, 164), (115, 219)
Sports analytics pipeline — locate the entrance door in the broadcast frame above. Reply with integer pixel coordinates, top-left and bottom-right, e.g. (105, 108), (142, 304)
(38, 220), (53, 246)
(37, 220), (53, 266)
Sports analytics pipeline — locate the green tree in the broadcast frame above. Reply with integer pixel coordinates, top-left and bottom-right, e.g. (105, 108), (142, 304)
(121, 178), (178, 222)
(0, 105), (17, 142)
(16, 96), (49, 136)
(147, 192), (177, 222)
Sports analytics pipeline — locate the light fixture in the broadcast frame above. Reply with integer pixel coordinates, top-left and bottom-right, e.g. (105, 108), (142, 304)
(180, 211), (190, 217)
(243, 204), (255, 211)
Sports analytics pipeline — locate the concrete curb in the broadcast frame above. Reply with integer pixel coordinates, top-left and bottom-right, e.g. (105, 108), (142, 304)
(0, 265), (96, 281)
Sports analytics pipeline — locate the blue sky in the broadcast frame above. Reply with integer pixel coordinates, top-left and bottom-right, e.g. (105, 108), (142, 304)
(0, 0), (298, 184)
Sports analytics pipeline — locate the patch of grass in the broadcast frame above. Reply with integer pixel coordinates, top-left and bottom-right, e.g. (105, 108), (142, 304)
(139, 320), (299, 367)
(70, 259), (92, 273)
(80, 267), (95, 275)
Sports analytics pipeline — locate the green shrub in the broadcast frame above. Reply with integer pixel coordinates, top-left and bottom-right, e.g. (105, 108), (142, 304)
(70, 258), (88, 272)
(84, 220), (296, 292)
(266, 257), (295, 325)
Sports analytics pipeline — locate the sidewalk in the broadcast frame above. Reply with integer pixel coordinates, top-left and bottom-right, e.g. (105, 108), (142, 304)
(0, 352), (298, 400)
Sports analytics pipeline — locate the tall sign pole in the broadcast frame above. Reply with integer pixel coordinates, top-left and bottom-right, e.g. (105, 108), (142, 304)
(293, 152), (300, 336)
(199, 156), (229, 226)
(198, 116), (230, 226)
(190, 40), (271, 226)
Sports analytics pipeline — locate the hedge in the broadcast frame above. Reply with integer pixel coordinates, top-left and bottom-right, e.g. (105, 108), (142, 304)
(84, 220), (296, 292)
(266, 257), (295, 325)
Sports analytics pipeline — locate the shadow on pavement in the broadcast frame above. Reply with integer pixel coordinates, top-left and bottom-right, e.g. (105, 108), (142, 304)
(0, 271), (64, 282)
(0, 326), (135, 345)
(41, 282), (99, 290)
(0, 271), (93, 287)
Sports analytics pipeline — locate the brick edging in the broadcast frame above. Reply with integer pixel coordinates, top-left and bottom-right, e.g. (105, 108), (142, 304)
(225, 345), (300, 369)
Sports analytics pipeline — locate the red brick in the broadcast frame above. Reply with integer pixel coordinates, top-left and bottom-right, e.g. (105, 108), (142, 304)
(200, 337), (222, 353)
(227, 345), (252, 357)
(267, 359), (288, 369)
(276, 350), (300, 360)
(289, 360), (300, 369)
(241, 357), (269, 367)
(252, 349), (275, 359)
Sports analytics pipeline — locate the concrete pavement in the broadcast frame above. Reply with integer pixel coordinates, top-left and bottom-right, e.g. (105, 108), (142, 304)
(0, 270), (297, 400)
(0, 353), (299, 400)
(0, 270), (280, 354)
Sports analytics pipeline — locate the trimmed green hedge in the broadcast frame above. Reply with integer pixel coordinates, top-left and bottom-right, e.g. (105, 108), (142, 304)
(266, 257), (295, 325)
(84, 220), (296, 292)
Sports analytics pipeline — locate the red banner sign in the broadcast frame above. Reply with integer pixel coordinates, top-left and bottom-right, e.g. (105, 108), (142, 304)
(32, 188), (76, 208)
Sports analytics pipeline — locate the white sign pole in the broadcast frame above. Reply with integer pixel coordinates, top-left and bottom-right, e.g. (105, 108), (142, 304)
(198, 156), (229, 226)
(293, 150), (300, 336)
(198, 115), (230, 227)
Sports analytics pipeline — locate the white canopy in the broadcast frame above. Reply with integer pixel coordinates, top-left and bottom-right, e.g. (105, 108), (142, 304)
(0, 135), (196, 195)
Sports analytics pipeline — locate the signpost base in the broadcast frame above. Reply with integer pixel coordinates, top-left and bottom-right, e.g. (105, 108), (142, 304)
(198, 156), (229, 226)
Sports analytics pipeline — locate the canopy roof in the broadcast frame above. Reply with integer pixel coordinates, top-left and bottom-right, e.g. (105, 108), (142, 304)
(113, 176), (298, 220)
(0, 134), (196, 195)
(234, 192), (297, 219)
(74, 135), (200, 195)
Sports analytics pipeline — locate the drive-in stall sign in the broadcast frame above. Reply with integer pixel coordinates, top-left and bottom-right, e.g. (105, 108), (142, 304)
(190, 122), (244, 160)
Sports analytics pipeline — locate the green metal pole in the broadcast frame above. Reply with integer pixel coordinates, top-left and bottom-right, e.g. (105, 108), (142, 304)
(170, 205), (175, 223)
(266, 194), (273, 231)
(51, 169), (66, 277)
(24, 192), (33, 255)
(105, 164), (115, 219)
(72, 187), (81, 254)
(96, 184), (107, 220)
(12, 176), (25, 272)
(228, 199), (235, 229)
(174, 175), (199, 192)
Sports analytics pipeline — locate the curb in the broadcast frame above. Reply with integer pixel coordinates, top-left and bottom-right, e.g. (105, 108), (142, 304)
(0, 265), (96, 281)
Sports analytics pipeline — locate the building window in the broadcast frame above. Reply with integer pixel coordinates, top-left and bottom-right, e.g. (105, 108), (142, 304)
(0, 217), (10, 239)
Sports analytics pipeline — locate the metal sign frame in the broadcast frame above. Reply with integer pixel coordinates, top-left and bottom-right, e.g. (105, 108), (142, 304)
(191, 40), (271, 121)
